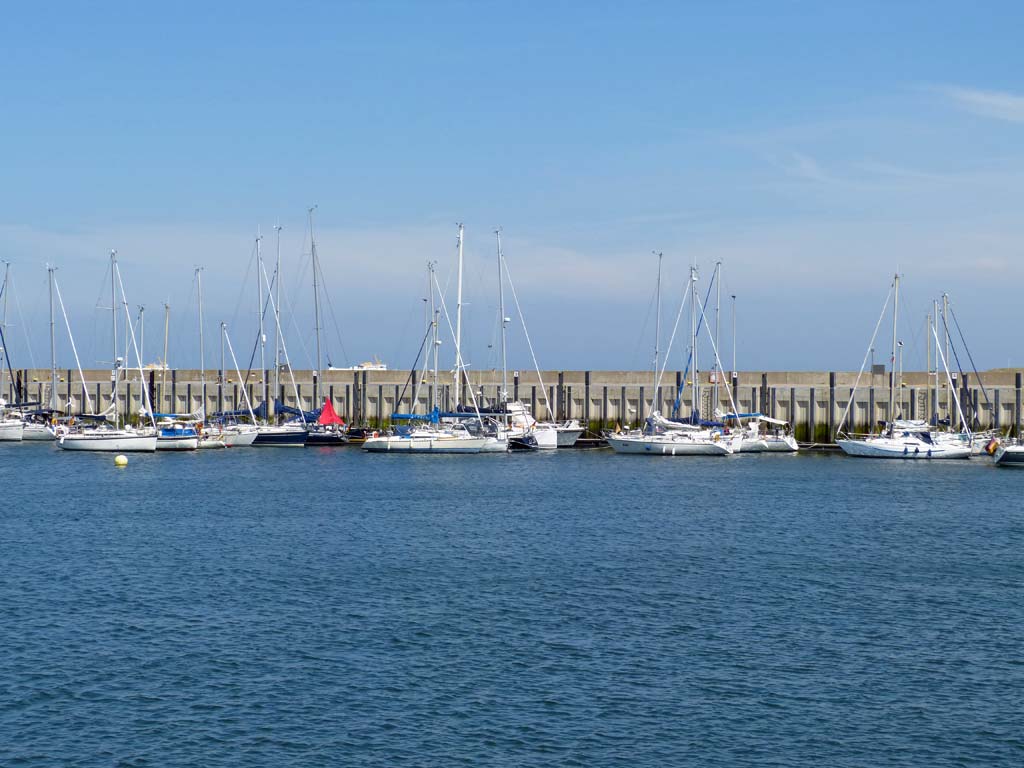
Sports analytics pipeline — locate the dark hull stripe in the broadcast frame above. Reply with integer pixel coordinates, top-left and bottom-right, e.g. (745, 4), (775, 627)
(253, 432), (308, 446)
(305, 433), (349, 446)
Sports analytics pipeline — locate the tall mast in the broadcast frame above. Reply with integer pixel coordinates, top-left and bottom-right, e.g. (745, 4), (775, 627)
(890, 272), (899, 429)
(496, 229), (508, 404)
(138, 306), (145, 370)
(430, 262), (439, 408)
(220, 322), (226, 384)
(933, 299), (940, 421)
(942, 292), (950, 374)
(691, 264), (699, 422)
(714, 260), (722, 410)
(897, 339), (904, 418)
(0, 262), (7, 403)
(414, 264), (431, 413)
(652, 251), (663, 407)
(197, 267), (206, 415)
(274, 224), (282, 401)
(161, 303), (170, 408)
(454, 222), (465, 405)
(111, 250), (119, 429)
(942, 292), (950, 418)
(309, 206), (322, 404)
(49, 266), (58, 410)
(731, 293), (737, 376)
(927, 307), (933, 423)
(256, 232), (265, 410)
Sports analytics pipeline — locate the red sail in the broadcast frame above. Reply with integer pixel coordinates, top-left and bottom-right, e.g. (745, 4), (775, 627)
(318, 398), (345, 426)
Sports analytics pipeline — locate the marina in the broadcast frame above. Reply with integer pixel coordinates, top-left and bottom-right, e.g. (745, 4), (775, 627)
(3, 366), (1022, 450)
(4, 4), (1024, 765)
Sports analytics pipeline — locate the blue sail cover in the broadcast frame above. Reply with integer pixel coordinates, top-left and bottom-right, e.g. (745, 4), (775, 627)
(273, 399), (320, 421)
(391, 406), (440, 424)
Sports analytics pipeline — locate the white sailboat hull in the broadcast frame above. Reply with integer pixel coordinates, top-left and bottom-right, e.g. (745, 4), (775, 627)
(22, 423), (55, 441)
(221, 426), (258, 447)
(58, 432), (158, 452)
(156, 436), (198, 451)
(836, 437), (971, 459)
(738, 437), (769, 452)
(198, 435), (227, 449)
(605, 434), (733, 455)
(362, 435), (487, 453)
(479, 436), (509, 453)
(761, 435), (800, 452)
(0, 420), (25, 441)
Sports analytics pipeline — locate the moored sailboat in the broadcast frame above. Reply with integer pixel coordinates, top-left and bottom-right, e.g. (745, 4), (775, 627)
(58, 252), (158, 452)
(607, 258), (742, 456)
(835, 273), (972, 460)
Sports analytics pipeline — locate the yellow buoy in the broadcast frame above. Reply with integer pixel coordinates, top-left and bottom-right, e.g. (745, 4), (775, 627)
(114, 454), (128, 467)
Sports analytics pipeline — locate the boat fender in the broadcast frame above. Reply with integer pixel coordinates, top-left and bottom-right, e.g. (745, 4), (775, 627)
(372, 431), (379, 438)
(903, 446), (908, 455)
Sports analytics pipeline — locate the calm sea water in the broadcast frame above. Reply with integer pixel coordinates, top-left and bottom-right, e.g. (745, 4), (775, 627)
(1, 444), (1021, 767)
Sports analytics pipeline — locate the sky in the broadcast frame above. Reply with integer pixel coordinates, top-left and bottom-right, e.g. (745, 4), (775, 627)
(1, 1), (1023, 375)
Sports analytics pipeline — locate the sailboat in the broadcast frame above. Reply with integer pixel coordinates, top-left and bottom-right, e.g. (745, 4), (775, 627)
(0, 263), (26, 440)
(249, 230), (307, 446)
(735, 416), (799, 452)
(489, 233), (579, 449)
(836, 273), (972, 459)
(0, 406), (22, 441)
(467, 228), (535, 450)
(606, 259), (741, 456)
(21, 266), (79, 441)
(58, 251), (158, 452)
(206, 322), (260, 447)
(363, 225), (493, 454)
(299, 208), (349, 447)
(0, 263), (60, 441)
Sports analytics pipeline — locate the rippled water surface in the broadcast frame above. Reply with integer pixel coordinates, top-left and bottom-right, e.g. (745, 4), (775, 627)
(1, 443), (1022, 766)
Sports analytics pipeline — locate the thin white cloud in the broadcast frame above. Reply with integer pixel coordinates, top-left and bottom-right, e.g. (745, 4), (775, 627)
(765, 150), (832, 184)
(939, 85), (1024, 123)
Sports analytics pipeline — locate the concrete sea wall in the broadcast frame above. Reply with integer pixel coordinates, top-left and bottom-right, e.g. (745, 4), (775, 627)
(5, 368), (1023, 441)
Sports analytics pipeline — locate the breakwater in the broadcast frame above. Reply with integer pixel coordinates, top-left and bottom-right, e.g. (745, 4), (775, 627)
(7, 368), (1022, 441)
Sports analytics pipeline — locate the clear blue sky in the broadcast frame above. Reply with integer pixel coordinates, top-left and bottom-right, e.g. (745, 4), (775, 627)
(2, 1), (1023, 374)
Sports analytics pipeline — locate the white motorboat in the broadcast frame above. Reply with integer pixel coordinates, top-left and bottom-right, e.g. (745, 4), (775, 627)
(992, 441), (1024, 467)
(485, 401), (553, 450)
(529, 422), (561, 450)
(553, 420), (584, 447)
